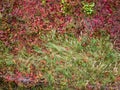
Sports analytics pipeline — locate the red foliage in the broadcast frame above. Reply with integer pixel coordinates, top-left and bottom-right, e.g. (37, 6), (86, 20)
(0, 0), (120, 87)
(0, 0), (120, 52)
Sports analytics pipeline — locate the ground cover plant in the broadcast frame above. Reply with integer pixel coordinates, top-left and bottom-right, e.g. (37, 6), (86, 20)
(0, 31), (120, 89)
(0, 0), (120, 52)
(0, 0), (120, 89)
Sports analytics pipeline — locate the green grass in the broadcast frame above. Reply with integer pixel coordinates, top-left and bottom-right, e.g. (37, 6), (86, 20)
(0, 31), (120, 89)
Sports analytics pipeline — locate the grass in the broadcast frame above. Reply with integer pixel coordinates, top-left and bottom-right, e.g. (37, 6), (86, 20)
(0, 30), (120, 89)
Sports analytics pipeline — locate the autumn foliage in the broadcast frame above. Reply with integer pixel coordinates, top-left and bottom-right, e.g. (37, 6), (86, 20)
(0, 0), (120, 89)
(0, 0), (120, 53)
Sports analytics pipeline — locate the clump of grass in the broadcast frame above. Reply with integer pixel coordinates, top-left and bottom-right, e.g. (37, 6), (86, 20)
(0, 30), (120, 89)
(33, 31), (120, 89)
(0, 40), (10, 53)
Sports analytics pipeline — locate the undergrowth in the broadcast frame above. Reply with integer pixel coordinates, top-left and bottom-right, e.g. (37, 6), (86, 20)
(0, 31), (120, 89)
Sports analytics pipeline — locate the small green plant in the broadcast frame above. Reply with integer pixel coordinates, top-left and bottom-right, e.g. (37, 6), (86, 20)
(42, 0), (46, 5)
(61, 0), (71, 15)
(82, 1), (95, 15)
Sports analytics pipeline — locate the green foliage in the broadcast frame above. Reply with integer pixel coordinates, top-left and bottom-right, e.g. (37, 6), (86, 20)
(42, 0), (46, 5)
(0, 41), (9, 53)
(61, 0), (71, 15)
(61, 0), (66, 4)
(36, 32), (120, 89)
(82, 1), (95, 15)
(0, 12), (2, 19)
(0, 53), (15, 72)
